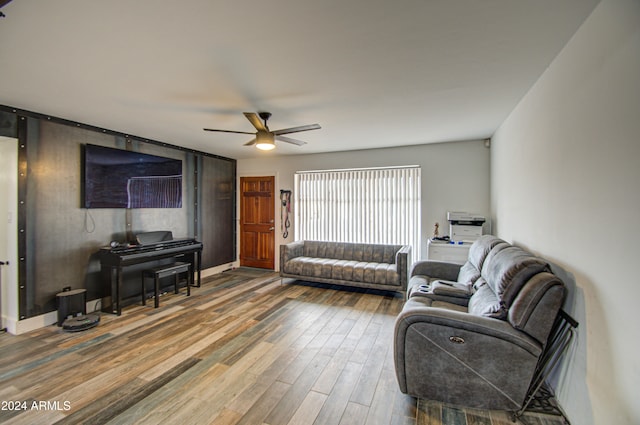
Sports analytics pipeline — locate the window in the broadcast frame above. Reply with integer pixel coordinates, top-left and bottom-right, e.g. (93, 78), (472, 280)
(294, 166), (421, 257)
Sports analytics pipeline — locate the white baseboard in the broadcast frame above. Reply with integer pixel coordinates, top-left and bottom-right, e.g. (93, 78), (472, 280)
(4, 310), (58, 335)
(201, 262), (239, 278)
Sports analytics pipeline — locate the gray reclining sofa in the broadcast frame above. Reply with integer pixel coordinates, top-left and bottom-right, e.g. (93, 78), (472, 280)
(394, 235), (566, 410)
(280, 240), (411, 294)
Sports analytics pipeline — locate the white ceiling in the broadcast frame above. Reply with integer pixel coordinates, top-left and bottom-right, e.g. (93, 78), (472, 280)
(0, 0), (599, 159)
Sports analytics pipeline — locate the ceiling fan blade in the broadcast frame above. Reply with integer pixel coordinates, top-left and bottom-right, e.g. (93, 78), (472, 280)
(272, 124), (321, 136)
(244, 112), (267, 132)
(243, 138), (257, 146)
(276, 135), (307, 146)
(203, 128), (255, 135)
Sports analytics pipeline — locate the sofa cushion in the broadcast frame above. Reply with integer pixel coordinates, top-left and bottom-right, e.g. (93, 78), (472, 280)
(282, 256), (307, 275)
(456, 236), (506, 285)
(283, 256), (399, 285)
(376, 263), (400, 285)
(482, 246), (550, 307)
(304, 257), (335, 279)
(301, 240), (401, 264)
(457, 262), (481, 286)
(329, 260), (356, 280)
(468, 279), (507, 320)
(431, 300), (468, 313)
(468, 235), (506, 270)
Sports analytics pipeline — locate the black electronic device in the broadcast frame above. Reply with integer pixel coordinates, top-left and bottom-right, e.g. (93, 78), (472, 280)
(82, 144), (183, 209)
(56, 288), (87, 326)
(61, 314), (100, 332)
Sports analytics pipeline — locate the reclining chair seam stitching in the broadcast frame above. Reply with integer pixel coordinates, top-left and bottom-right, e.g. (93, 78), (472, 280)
(409, 325), (521, 409)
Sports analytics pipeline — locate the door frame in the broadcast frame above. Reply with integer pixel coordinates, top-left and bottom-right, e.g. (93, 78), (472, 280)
(237, 172), (279, 270)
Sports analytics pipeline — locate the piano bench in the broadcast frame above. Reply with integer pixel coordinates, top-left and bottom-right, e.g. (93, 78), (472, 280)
(141, 262), (191, 308)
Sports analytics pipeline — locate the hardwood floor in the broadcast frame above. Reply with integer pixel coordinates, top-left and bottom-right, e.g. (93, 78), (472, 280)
(0, 268), (565, 425)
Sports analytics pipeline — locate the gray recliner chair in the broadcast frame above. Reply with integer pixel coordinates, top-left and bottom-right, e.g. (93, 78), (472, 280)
(394, 235), (566, 411)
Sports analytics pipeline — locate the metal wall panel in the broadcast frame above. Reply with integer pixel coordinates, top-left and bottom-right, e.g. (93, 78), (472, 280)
(3, 106), (236, 319)
(25, 121), (136, 313)
(200, 155), (236, 268)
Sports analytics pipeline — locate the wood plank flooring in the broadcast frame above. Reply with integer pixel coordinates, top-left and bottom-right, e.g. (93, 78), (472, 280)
(0, 268), (566, 425)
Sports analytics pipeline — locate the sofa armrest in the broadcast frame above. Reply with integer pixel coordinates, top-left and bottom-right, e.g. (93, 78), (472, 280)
(280, 240), (305, 272)
(410, 260), (461, 281)
(395, 245), (411, 291)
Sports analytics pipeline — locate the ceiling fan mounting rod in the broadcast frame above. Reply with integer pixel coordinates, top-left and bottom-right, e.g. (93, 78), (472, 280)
(258, 111), (272, 128)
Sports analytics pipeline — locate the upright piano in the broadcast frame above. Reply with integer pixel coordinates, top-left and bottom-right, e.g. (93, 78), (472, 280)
(100, 231), (203, 315)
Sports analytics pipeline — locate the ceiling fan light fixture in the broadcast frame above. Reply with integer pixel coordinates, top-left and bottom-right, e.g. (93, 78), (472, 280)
(255, 132), (276, 150)
(256, 142), (275, 151)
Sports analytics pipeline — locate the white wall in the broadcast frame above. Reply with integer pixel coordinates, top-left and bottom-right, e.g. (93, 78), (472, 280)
(491, 0), (640, 423)
(0, 137), (18, 333)
(238, 139), (490, 266)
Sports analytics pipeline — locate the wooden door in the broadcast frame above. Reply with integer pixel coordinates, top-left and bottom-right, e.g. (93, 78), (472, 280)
(240, 176), (275, 269)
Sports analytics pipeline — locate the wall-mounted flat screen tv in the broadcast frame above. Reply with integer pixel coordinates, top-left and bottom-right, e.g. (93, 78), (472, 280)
(83, 144), (183, 208)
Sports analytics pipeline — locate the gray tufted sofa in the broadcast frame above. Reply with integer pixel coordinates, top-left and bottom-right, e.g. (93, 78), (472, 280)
(280, 240), (411, 294)
(394, 235), (566, 410)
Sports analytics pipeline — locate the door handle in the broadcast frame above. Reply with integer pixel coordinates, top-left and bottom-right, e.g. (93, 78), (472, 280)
(269, 227), (275, 231)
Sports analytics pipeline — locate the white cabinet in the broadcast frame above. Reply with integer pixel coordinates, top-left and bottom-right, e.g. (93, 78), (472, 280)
(427, 240), (470, 265)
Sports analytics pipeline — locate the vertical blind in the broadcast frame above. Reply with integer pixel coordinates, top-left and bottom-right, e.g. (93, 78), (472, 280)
(294, 166), (421, 258)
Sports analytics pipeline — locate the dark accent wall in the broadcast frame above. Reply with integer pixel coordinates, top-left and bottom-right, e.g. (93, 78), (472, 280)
(0, 106), (236, 319)
(199, 155), (237, 267)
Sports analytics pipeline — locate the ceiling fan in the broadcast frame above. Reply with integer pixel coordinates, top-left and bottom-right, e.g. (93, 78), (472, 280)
(204, 112), (320, 151)
(0, 0), (13, 17)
